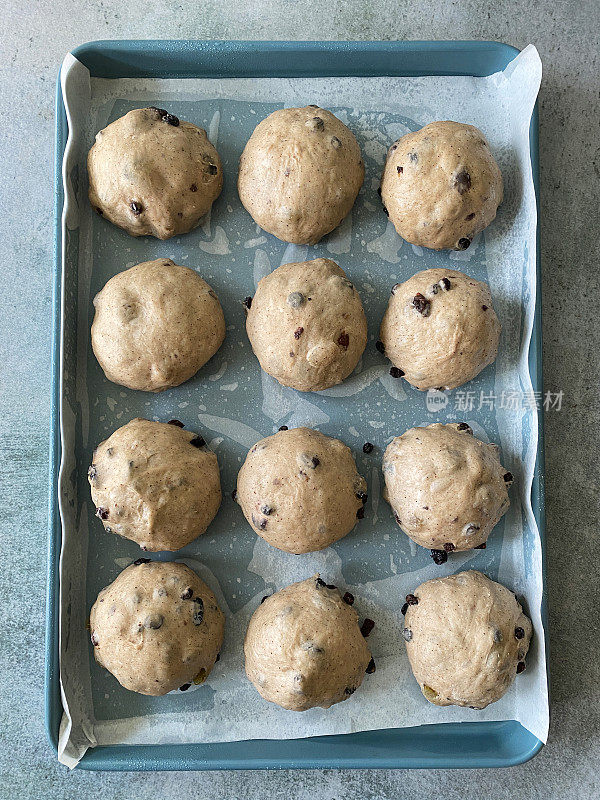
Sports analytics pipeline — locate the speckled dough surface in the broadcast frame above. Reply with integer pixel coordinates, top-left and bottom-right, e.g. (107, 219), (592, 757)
(380, 121), (503, 250)
(88, 418), (221, 552)
(382, 423), (511, 551)
(89, 560), (225, 696)
(403, 570), (532, 709)
(87, 107), (223, 239)
(246, 258), (367, 391)
(236, 427), (367, 553)
(244, 575), (372, 710)
(238, 106), (364, 244)
(91, 258), (226, 392)
(379, 268), (501, 390)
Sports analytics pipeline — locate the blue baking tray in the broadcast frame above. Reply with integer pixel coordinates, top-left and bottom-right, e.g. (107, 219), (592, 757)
(46, 40), (547, 770)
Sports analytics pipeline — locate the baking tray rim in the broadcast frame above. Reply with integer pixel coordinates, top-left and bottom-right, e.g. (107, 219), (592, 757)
(45, 38), (547, 770)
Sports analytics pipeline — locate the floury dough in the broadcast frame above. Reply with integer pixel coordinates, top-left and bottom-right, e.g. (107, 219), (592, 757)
(90, 560), (225, 696)
(382, 423), (511, 551)
(91, 259), (225, 392)
(88, 107), (222, 239)
(379, 268), (501, 391)
(89, 418), (221, 552)
(238, 106), (364, 244)
(380, 121), (503, 251)
(246, 258), (367, 392)
(236, 427), (367, 553)
(403, 570), (532, 709)
(244, 576), (373, 711)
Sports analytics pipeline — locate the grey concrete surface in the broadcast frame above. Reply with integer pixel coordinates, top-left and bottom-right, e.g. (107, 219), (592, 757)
(1, 1), (598, 798)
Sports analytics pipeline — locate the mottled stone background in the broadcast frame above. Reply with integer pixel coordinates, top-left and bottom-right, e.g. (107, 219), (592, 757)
(1, 1), (598, 797)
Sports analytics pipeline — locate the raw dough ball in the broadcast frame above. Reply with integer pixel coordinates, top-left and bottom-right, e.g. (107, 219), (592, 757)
(380, 121), (503, 250)
(238, 106), (364, 244)
(382, 423), (511, 551)
(403, 570), (532, 709)
(89, 418), (221, 552)
(90, 560), (225, 696)
(244, 575), (372, 710)
(88, 107), (222, 239)
(236, 427), (367, 553)
(379, 268), (501, 390)
(91, 259), (225, 392)
(246, 258), (367, 391)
